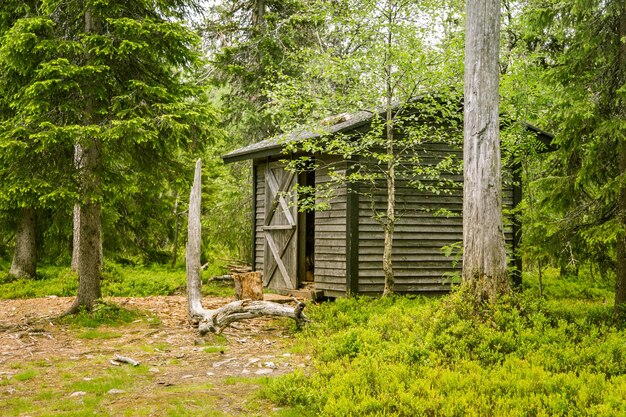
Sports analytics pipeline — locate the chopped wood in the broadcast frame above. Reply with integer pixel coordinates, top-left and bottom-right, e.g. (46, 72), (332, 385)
(233, 272), (263, 301)
(113, 354), (140, 366)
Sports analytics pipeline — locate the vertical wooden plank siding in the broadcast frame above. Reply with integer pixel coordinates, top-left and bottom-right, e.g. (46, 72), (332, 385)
(254, 162), (266, 272)
(314, 157), (348, 297)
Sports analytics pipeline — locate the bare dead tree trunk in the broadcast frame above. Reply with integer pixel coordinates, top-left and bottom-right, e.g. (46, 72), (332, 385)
(612, 4), (626, 312)
(186, 159), (206, 321)
(185, 159), (308, 332)
(9, 207), (37, 279)
(462, 0), (509, 302)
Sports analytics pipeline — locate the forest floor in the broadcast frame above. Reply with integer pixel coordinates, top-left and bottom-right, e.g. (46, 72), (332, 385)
(0, 296), (305, 417)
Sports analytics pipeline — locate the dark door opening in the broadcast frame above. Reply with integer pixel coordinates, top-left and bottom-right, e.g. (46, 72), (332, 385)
(298, 169), (315, 288)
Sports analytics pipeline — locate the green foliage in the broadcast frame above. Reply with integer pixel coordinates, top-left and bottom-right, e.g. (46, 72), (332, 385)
(0, 261), (233, 299)
(508, 0), (626, 296)
(262, 282), (626, 416)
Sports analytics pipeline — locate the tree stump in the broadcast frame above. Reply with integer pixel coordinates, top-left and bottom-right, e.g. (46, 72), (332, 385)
(233, 272), (263, 301)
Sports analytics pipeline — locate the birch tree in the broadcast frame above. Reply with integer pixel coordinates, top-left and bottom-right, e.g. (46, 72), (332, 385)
(267, 0), (464, 295)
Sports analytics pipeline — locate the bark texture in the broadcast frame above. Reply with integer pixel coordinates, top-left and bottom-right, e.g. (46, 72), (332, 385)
(71, 203), (80, 272)
(382, 85), (395, 296)
(197, 299), (307, 334)
(67, 7), (103, 313)
(462, 0), (509, 301)
(382, 9), (395, 297)
(68, 140), (103, 312)
(233, 271), (264, 300)
(9, 207), (37, 279)
(186, 158), (205, 320)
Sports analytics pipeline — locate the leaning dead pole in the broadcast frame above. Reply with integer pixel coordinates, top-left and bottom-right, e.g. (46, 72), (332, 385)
(185, 159), (308, 334)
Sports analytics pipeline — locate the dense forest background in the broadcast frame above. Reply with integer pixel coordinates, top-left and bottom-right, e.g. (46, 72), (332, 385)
(0, 0), (624, 304)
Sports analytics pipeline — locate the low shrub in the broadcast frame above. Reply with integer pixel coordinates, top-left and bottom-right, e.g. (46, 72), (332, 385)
(262, 279), (626, 416)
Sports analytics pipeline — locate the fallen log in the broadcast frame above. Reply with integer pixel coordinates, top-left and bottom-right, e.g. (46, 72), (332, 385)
(197, 299), (308, 334)
(185, 159), (309, 333)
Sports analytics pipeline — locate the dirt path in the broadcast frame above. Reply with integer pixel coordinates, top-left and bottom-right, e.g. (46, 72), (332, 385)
(0, 296), (308, 416)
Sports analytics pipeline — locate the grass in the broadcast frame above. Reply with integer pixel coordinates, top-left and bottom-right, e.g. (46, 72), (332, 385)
(203, 345), (227, 354)
(58, 302), (146, 328)
(0, 260), (234, 299)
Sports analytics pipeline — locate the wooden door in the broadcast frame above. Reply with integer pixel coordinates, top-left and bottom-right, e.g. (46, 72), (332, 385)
(263, 163), (298, 289)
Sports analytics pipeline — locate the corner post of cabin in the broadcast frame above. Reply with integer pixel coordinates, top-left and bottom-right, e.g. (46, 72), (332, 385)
(251, 162), (257, 271)
(345, 158), (360, 296)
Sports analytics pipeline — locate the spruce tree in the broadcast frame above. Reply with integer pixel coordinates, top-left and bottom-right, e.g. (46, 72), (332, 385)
(0, 0), (216, 311)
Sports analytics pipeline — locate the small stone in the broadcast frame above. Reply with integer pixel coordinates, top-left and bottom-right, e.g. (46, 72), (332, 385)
(282, 353), (291, 357)
(255, 369), (273, 375)
(107, 389), (125, 395)
(206, 372), (215, 376)
(264, 362), (277, 369)
(70, 391), (86, 397)
(181, 374), (194, 379)
(82, 377), (93, 381)
(148, 367), (160, 373)
(241, 369), (250, 374)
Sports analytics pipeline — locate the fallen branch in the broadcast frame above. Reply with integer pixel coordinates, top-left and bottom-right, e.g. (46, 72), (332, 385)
(112, 354), (140, 366)
(185, 159), (309, 334)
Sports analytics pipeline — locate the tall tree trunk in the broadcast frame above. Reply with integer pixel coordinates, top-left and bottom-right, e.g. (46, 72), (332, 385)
(68, 140), (102, 312)
(462, 0), (509, 302)
(9, 207), (37, 279)
(382, 22), (395, 295)
(614, 4), (626, 317)
(67, 8), (102, 313)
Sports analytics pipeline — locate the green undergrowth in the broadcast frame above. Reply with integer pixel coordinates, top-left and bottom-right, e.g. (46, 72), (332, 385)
(58, 302), (146, 328)
(0, 260), (233, 299)
(262, 272), (626, 416)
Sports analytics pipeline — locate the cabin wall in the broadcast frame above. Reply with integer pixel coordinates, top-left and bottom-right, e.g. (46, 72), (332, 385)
(314, 156), (348, 297)
(356, 142), (515, 295)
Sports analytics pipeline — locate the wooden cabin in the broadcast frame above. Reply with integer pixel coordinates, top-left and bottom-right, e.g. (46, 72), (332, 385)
(222, 103), (552, 298)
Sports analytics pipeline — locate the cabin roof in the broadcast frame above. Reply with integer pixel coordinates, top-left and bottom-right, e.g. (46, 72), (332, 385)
(222, 102), (554, 164)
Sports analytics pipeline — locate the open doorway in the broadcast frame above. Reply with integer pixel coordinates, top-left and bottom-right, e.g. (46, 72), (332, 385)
(298, 169), (315, 288)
